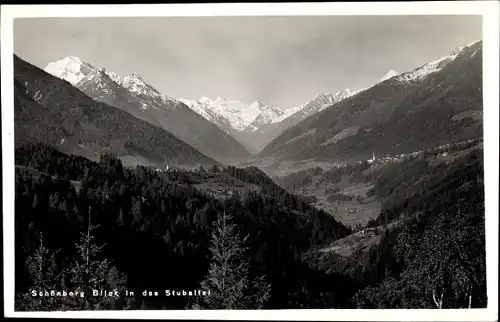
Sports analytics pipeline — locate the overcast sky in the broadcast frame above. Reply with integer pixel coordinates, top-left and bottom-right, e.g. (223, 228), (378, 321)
(14, 15), (481, 107)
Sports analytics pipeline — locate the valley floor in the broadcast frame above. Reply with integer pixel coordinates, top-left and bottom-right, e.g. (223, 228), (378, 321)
(297, 179), (381, 228)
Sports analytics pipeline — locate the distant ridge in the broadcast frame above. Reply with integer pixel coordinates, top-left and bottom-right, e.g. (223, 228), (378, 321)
(259, 40), (483, 163)
(15, 54), (221, 168)
(44, 56), (252, 164)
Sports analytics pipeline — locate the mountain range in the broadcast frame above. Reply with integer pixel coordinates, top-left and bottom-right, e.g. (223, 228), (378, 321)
(180, 85), (370, 153)
(259, 40), (483, 164)
(179, 68), (410, 154)
(44, 54), (400, 156)
(14, 55), (220, 168)
(43, 56), (251, 164)
(17, 39), (482, 172)
(178, 96), (295, 154)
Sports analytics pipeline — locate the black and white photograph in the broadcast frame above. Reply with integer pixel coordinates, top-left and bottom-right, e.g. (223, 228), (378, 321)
(2, 2), (499, 320)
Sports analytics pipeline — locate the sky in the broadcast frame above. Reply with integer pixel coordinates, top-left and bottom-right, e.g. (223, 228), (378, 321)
(14, 15), (482, 108)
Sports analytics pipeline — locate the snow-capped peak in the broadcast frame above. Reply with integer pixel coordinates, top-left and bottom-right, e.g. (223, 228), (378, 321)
(124, 72), (146, 84)
(314, 89), (362, 112)
(282, 88), (363, 120)
(198, 96), (212, 103)
(104, 70), (123, 84)
(250, 100), (267, 110)
(378, 69), (399, 83)
(66, 56), (82, 63)
(393, 42), (476, 84)
(120, 71), (153, 94)
(466, 39), (482, 47)
(44, 56), (180, 110)
(180, 96), (288, 131)
(44, 56), (96, 85)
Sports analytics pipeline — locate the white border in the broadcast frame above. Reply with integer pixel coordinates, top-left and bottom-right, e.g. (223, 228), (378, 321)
(1, 2), (498, 321)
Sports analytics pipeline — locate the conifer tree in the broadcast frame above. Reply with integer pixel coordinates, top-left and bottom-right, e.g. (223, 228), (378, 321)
(15, 233), (62, 311)
(64, 205), (127, 310)
(196, 211), (271, 309)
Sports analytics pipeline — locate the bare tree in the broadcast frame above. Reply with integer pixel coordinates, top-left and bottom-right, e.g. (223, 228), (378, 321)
(432, 289), (444, 309)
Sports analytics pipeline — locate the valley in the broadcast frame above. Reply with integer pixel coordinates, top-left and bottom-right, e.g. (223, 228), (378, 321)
(259, 41), (483, 164)
(270, 138), (482, 228)
(43, 57), (252, 165)
(11, 31), (488, 311)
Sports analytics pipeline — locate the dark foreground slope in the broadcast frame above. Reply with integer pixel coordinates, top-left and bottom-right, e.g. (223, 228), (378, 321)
(14, 55), (219, 168)
(305, 145), (486, 308)
(260, 41), (483, 163)
(14, 141), (486, 310)
(14, 143), (354, 310)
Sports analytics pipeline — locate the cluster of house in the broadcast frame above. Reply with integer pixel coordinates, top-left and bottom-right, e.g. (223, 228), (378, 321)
(367, 150), (426, 165)
(345, 207), (360, 214)
(154, 164), (179, 173)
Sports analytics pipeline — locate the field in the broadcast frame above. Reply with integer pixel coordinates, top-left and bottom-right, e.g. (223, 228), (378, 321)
(281, 171), (381, 228)
(318, 221), (400, 258)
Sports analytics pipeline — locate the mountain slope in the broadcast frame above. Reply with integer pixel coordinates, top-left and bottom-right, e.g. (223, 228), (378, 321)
(14, 55), (220, 168)
(273, 68), (401, 134)
(180, 69), (397, 155)
(259, 41), (483, 163)
(180, 88), (365, 154)
(179, 97), (294, 154)
(178, 97), (295, 132)
(378, 70), (399, 83)
(44, 58), (251, 164)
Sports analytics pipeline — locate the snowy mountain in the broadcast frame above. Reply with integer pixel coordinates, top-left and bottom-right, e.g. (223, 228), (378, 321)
(276, 68), (405, 127)
(259, 40), (483, 163)
(44, 56), (96, 85)
(44, 57), (252, 164)
(297, 89), (364, 116)
(179, 71), (388, 153)
(16, 55), (220, 168)
(378, 69), (400, 83)
(179, 96), (305, 154)
(249, 101), (293, 127)
(45, 59), (180, 109)
(281, 39), (482, 125)
(178, 97), (293, 132)
(392, 40), (481, 85)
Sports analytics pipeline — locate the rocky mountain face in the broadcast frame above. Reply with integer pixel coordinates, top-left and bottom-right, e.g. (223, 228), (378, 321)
(44, 57), (251, 164)
(40, 39), (482, 165)
(15, 55), (220, 168)
(179, 90), (361, 154)
(258, 40), (483, 164)
(178, 97), (291, 154)
(179, 71), (396, 154)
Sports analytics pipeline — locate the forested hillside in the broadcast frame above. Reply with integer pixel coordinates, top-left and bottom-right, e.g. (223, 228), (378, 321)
(14, 142), (353, 310)
(260, 41), (482, 163)
(13, 137), (487, 310)
(305, 145), (487, 309)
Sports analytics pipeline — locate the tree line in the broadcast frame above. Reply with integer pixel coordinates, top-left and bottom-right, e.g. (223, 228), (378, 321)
(15, 142), (353, 310)
(14, 141), (487, 310)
